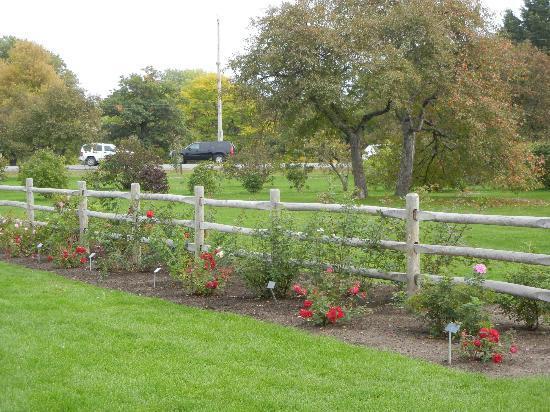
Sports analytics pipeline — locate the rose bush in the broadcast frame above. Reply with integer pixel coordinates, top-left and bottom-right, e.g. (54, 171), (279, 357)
(460, 327), (517, 364)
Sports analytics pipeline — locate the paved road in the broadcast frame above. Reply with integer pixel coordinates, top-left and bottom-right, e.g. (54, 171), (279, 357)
(5, 163), (329, 173)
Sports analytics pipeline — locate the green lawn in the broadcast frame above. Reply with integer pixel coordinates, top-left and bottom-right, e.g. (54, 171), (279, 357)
(0, 261), (548, 411)
(1, 170), (549, 279)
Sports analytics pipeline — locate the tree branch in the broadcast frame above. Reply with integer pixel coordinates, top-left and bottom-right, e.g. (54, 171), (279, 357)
(354, 100), (392, 134)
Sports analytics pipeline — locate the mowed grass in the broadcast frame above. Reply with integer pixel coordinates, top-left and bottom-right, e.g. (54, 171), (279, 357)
(1, 170), (549, 279)
(0, 262), (549, 411)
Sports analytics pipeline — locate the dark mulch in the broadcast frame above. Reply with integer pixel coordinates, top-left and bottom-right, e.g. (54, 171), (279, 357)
(3, 256), (549, 378)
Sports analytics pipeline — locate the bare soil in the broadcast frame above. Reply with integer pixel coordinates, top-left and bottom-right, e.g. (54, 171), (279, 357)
(4, 256), (549, 378)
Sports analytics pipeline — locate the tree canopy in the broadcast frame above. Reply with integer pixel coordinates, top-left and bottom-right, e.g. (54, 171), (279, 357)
(100, 67), (186, 152)
(0, 37), (100, 162)
(502, 0), (549, 53)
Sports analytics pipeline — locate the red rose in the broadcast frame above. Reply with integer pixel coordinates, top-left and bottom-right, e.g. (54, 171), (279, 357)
(299, 308), (313, 318)
(349, 285), (360, 295)
(303, 300), (313, 309)
(47, 255), (53, 262)
(146, 210), (154, 218)
(489, 329), (500, 343)
(326, 266), (334, 273)
(80, 257), (87, 264)
(479, 328), (490, 339)
(205, 280), (219, 289)
(473, 339), (481, 347)
(75, 245), (86, 254)
(14, 236), (21, 245)
(510, 345), (518, 354)
(326, 306), (345, 324)
(359, 291), (367, 300)
(492, 353), (503, 364)
(293, 284), (307, 296)
(62, 250), (69, 259)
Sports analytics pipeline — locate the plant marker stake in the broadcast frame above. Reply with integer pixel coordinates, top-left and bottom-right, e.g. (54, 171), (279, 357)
(153, 267), (161, 289)
(267, 281), (277, 301)
(89, 252), (96, 271)
(36, 243), (43, 263)
(444, 323), (460, 365)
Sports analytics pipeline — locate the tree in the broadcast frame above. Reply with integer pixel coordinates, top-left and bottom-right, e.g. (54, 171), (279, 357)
(502, 0), (549, 53)
(231, 0), (395, 198)
(179, 72), (262, 142)
(101, 67), (186, 152)
(0, 38), (100, 162)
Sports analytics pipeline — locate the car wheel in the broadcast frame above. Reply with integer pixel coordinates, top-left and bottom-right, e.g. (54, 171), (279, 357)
(86, 157), (97, 166)
(213, 154), (224, 163)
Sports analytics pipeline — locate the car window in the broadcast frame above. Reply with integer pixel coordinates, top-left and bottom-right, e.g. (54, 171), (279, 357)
(95, 144), (103, 152)
(188, 143), (200, 151)
(82, 144), (91, 152)
(104, 145), (116, 152)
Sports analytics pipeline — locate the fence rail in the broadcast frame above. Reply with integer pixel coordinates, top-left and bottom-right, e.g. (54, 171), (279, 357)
(0, 179), (549, 302)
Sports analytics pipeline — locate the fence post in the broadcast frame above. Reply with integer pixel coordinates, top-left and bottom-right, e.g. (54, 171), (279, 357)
(270, 188), (280, 217)
(77, 181), (88, 242)
(25, 178), (34, 226)
(194, 185), (205, 258)
(406, 193), (420, 295)
(130, 183), (141, 264)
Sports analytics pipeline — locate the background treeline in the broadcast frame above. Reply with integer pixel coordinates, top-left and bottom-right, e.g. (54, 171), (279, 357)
(0, 0), (548, 196)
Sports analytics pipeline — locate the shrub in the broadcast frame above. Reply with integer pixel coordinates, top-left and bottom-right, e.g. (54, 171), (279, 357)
(0, 155), (8, 181)
(138, 164), (169, 193)
(496, 267), (550, 330)
(18, 149), (68, 190)
(532, 143), (550, 188)
(285, 164), (313, 192)
(0, 217), (40, 257)
(91, 138), (168, 193)
(407, 271), (489, 336)
(187, 162), (221, 195)
(460, 328), (517, 364)
(223, 140), (276, 193)
(294, 273), (368, 326)
(235, 212), (300, 298)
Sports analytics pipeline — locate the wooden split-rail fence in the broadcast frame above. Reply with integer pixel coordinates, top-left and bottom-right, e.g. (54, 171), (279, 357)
(0, 178), (549, 302)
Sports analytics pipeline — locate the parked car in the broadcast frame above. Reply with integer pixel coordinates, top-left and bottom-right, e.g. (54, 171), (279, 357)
(79, 143), (116, 166)
(181, 141), (236, 163)
(362, 144), (381, 160)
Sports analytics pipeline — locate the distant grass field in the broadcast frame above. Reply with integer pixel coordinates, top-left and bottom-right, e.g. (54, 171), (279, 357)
(1, 170), (548, 280)
(1, 262), (549, 411)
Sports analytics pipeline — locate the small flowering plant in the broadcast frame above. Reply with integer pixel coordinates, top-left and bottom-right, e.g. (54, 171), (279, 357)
(176, 248), (232, 296)
(54, 244), (89, 268)
(460, 327), (517, 364)
(294, 268), (368, 326)
(0, 218), (39, 257)
(466, 262), (488, 287)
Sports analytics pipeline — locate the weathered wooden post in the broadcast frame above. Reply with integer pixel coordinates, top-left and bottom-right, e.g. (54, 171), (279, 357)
(270, 188), (280, 217)
(406, 192), (420, 295)
(130, 183), (141, 264)
(77, 180), (88, 242)
(194, 185), (205, 258)
(25, 178), (35, 226)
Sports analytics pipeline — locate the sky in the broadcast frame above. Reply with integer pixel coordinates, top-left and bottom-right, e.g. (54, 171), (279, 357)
(0, 0), (524, 97)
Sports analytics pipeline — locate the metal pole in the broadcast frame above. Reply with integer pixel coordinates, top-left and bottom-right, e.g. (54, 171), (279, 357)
(217, 18), (223, 142)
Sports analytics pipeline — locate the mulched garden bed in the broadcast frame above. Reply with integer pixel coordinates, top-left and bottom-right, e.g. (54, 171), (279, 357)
(4, 255), (549, 378)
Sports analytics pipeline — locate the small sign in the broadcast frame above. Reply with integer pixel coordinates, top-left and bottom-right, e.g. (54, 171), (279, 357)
(89, 252), (96, 259)
(445, 322), (460, 365)
(154, 267), (162, 274)
(153, 267), (161, 289)
(37, 243), (43, 249)
(445, 323), (460, 334)
(267, 281), (276, 289)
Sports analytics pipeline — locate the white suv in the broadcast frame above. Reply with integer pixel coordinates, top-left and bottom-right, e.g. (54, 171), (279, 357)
(79, 143), (116, 166)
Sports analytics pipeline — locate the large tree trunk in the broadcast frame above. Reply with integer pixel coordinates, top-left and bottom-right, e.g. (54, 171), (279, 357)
(349, 133), (368, 198)
(395, 119), (416, 196)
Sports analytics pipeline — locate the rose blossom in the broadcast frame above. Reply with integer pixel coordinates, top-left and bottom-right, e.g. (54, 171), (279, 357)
(326, 266), (334, 273)
(510, 345), (518, 354)
(293, 284), (307, 296)
(492, 353), (503, 364)
(146, 210), (154, 219)
(473, 263), (487, 274)
(299, 308), (313, 318)
(303, 300), (313, 309)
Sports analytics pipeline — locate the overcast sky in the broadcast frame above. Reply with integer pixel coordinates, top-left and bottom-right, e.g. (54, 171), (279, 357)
(0, 0), (524, 97)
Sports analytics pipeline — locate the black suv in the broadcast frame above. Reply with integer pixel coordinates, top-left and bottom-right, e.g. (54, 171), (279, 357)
(181, 141), (236, 163)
